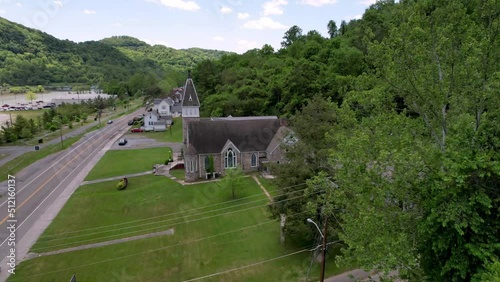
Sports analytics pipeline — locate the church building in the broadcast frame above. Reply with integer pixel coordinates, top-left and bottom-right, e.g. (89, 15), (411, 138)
(180, 72), (294, 182)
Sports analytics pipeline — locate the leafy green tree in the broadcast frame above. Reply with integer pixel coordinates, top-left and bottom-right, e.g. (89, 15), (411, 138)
(218, 168), (244, 199)
(20, 127), (33, 139)
(13, 115), (29, 137)
(281, 25), (303, 48)
(327, 20), (337, 38)
(25, 91), (37, 104)
(272, 96), (339, 237)
(330, 0), (500, 280)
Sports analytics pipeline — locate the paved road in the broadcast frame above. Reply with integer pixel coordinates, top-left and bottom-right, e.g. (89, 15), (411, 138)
(0, 116), (102, 168)
(0, 108), (145, 281)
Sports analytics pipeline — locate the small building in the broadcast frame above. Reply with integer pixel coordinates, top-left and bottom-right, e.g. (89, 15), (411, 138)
(183, 117), (293, 182)
(144, 112), (170, 132)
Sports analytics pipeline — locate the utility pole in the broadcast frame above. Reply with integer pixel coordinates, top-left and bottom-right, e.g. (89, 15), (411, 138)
(320, 219), (328, 282)
(59, 124), (63, 148)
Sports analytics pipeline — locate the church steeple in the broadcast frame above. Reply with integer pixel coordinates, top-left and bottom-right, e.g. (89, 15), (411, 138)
(182, 70), (200, 145)
(182, 70), (200, 108)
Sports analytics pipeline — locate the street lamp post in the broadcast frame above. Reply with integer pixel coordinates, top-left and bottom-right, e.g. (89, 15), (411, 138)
(307, 218), (328, 282)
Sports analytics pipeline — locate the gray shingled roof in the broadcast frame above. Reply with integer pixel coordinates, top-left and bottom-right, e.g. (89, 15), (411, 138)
(172, 104), (182, 113)
(187, 118), (282, 154)
(182, 78), (200, 107)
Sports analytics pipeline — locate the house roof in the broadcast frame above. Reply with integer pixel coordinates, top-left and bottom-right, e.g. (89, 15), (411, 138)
(266, 126), (292, 154)
(182, 71), (200, 107)
(187, 118), (282, 154)
(210, 116), (279, 121)
(172, 105), (182, 113)
(159, 116), (173, 121)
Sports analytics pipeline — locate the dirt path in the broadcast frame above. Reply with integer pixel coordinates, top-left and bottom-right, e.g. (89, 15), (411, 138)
(26, 228), (174, 260)
(252, 175), (273, 203)
(80, 171), (153, 186)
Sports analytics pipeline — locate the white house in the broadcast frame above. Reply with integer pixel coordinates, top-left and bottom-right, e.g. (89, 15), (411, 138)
(144, 112), (169, 132)
(153, 98), (174, 117)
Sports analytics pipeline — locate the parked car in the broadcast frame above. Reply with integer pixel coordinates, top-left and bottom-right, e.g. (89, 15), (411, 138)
(127, 120), (134, 125)
(118, 139), (127, 146)
(131, 128), (144, 133)
(107, 120), (113, 124)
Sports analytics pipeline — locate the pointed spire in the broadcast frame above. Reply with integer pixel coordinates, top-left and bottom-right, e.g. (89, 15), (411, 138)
(182, 71), (200, 107)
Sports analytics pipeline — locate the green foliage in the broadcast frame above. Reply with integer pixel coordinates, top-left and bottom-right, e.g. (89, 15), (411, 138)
(473, 259), (500, 282)
(25, 91), (36, 103)
(116, 180), (127, 190)
(206, 155), (215, 173)
(0, 18), (229, 91)
(193, 21), (371, 117)
(218, 168), (244, 199)
(20, 127), (33, 139)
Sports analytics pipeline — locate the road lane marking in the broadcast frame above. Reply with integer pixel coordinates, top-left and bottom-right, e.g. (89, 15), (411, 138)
(0, 115), (133, 225)
(0, 137), (108, 248)
(0, 114), (133, 208)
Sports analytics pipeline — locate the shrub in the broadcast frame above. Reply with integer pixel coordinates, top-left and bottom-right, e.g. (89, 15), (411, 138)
(117, 180), (127, 190)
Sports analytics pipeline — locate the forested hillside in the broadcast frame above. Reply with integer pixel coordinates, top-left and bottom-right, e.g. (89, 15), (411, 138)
(193, 0), (500, 281)
(0, 18), (229, 96)
(101, 36), (230, 70)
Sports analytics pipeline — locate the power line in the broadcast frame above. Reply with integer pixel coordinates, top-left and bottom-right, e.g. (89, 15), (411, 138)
(182, 249), (310, 282)
(10, 220), (278, 281)
(37, 196), (271, 244)
(38, 182), (308, 239)
(32, 191), (318, 252)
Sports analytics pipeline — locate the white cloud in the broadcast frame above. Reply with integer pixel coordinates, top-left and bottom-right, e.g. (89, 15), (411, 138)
(0, 10), (5, 14)
(360, 0), (376, 5)
(213, 36), (225, 41)
(141, 38), (171, 47)
(300, 0), (337, 7)
(237, 39), (260, 53)
(242, 17), (287, 30)
(237, 13), (250, 20)
(54, 0), (63, 7)
(220, 6), (232, 14)
(145, 0), (200, 11)
(84, 9), (96, 15)
(262, 0), (288, 16)
(343, 14), (362, 21)
(112, 22), (122, 28)
(16, 2), (22, 7)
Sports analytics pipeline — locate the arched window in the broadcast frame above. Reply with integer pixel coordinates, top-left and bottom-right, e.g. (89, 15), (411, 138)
(251, 153), (257, 167)
(205, 156), (210, 170)
(225, 148), (236, 168)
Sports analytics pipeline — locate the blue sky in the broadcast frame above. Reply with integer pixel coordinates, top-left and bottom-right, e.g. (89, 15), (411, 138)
(0, 0), (376, 53)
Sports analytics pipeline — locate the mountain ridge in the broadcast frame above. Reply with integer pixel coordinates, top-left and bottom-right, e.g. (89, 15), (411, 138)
(0, 17), (231, 87)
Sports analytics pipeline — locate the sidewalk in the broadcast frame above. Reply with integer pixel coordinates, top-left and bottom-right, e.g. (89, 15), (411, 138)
(325, 269), (401, 282)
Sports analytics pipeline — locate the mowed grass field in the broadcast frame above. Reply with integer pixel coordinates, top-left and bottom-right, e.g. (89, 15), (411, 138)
(8, 175), (346, 281)
(84, 147), (172, 181)
(143, 117), (183, 143)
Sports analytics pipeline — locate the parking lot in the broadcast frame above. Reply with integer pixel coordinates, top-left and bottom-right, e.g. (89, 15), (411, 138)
(111, 132), (169, 150)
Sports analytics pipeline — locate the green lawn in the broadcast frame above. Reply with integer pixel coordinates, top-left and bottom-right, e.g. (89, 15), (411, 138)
(257, 175), (279, 194)
(10, 176), (348, 281)
(0, 109), (45, 121)
(144, 117), (183, 143)
(84, 147), (172, 181)
(169, 168), (185, 180)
